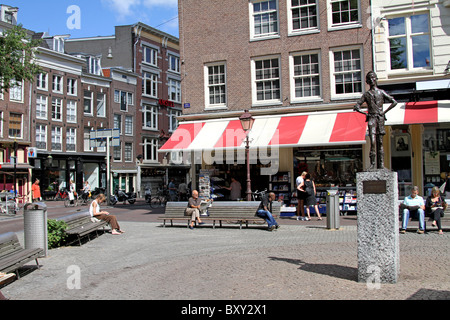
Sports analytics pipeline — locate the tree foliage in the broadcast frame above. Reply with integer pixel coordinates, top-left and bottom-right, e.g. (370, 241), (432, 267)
(0, 24), (41, 92)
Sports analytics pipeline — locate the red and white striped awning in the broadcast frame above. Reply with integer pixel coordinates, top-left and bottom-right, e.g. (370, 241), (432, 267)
(385, 100), (450, 126)
(160, 110), (368, 152)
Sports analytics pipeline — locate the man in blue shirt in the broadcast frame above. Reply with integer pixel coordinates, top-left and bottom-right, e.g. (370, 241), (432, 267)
(401, 186), (425, 234)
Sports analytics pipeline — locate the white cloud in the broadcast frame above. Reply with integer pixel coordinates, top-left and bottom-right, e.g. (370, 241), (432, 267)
(142, 0), (178, 8)
(101, 0), (141, 18)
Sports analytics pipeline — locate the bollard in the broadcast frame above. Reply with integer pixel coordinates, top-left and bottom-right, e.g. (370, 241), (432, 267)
(326, 189), (340, 230)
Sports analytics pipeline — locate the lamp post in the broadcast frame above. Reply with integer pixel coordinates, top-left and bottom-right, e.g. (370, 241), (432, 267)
(239, 110), (255, 201)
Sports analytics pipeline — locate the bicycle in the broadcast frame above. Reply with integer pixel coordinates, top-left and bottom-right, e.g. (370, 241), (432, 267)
(76, 190), (91, 206)
(64, 192), (78, 207)
(149, 188), (169, 208)
(0, 194), (29, 215)
(54, 188), (69, 201)
(251, 189), (267, 201)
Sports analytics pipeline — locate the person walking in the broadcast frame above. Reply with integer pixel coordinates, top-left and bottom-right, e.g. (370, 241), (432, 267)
(31, 179), (42, 202)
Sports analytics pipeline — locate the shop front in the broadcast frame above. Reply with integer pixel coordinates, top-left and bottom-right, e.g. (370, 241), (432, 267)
(30, 153), (107, 199)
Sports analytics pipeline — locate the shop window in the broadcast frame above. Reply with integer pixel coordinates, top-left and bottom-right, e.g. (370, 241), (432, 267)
(391, 128), (412, 197)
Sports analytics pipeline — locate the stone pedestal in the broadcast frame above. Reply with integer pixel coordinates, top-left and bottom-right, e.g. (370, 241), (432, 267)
(356, 169), (399, 284)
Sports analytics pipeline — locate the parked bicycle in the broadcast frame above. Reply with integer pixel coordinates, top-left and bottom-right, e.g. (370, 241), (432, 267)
(54, 188), (69, 201)
(149, 187), (169, 208)
(0, 194), (29, 215)
(251, 189), (267, 201)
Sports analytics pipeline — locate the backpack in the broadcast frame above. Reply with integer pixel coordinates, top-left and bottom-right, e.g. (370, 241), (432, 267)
(305, 180), (314, 197)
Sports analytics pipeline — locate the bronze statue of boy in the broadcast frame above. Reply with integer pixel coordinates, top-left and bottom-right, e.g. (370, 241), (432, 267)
(354, 71), (397, 170)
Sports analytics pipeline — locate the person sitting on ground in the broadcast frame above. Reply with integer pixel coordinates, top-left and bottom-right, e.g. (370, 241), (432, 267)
(256, 192), (279, 231)
(400, 186), (425, 234)
(90, 194), (124, 235)
(425, 186), (447, 235)
(185, 190), (205, 230)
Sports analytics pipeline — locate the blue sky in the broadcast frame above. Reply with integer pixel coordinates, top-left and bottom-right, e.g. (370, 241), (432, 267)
(10, 0), (179, 38)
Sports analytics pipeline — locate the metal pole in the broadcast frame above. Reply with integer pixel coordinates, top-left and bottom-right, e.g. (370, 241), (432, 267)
(246, 135), (252, 201)
(106, 138), (111, 206)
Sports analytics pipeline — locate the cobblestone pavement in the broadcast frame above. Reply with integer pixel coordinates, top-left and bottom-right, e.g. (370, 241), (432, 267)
(2, 221), (449, 301)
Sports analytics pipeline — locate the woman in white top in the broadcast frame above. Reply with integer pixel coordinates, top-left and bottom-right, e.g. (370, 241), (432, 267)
(90, 194), (123, 235)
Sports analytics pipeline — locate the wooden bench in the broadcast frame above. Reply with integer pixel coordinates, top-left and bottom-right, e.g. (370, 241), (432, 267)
(56, 211), (109, 245)
(0, 232), (43, 278)
(159, 201), (281, 229)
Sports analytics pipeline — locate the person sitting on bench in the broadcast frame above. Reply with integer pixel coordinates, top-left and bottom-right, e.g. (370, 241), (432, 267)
(400, 186), (425, 234)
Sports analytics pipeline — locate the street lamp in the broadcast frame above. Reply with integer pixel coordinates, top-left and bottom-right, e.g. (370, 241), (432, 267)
(239, 110), (254, 201)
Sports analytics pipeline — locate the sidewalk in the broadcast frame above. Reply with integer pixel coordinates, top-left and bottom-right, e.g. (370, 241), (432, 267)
(2, 220), (449, 300)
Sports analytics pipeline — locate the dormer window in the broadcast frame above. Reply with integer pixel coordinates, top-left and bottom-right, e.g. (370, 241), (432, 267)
(53, 37), (65, 53)
(86, 56), (101, 75)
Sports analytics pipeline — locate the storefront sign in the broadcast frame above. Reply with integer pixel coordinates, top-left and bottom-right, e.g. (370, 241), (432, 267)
(363, 180), (387, 194)
(159, 99), (174, 108)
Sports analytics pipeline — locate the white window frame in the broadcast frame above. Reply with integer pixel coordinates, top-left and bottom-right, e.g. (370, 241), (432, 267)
(84, 90), (93, 115)
(386, 12), (432, 73)
(168, 54), (180, 73)
(66, 128), (76, 152)
(8, 113), (23, 139)
(124, 142), (133, 162)
(35, 124), (47, 150)
(67, 78), (77, 96)
(330, 45), (363, 99)
(168, 78), (181, 103)
(51, 97), (63, 122)
(143, 105), (158, 130)
(168, 109), (181, 132)
(9, 80), (23, 102)
(143, 138), (158, 163)
(204, 62), (227, 110)
(84, 128), (93, 152)
(36, 95), (48, 119)
(289, 50), (322, 103)
(249, 0), (280, 40)
(52, 75), (63, 93)
(51, 126), (63, 151)
(124, 116), (133, 136)
(251, 55), (282, 106)
(96, 93), (106, 117)
(288, 0), (320, 36)
(36, 73), (48, 91)
(143, 46), (158, 67)
(328, 0), (361, 31)
(67, 100), (77, 123)
(142, 72), (158, 98)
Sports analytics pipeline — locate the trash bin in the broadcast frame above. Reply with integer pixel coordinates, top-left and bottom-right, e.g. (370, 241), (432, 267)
(326, 189), (340, 230)
(23, 202), (48, 257)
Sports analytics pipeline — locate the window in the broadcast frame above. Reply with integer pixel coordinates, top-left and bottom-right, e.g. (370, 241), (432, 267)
(84, 128), (93, 152)
(36, 124), (47, 150)
(143, 138), (158, 162)
(205, 63), (227, 108)
(86, 56), (101, 75)
(143, 46), (158, 66)
(252, 57), (281, 103)
(250, 0), (279, 39)
(84, 90), (93, 115)
(329, 0), (360, 28)
(9, 80), (23, 102)
(8, 113), (22, 138)
(53, 37), (65, 53)
(52, 75), (63, 93)
(67, 100), (77, 123)
(124, 143), (133, 162)
(142, 105), (158, 130)
(67, 78), (77, 95)
(143, 72), (158, 97)
(331, 47), (362, 97)
(114, 90), (134, 111)
(168, 79), (181, 103)
(66, 128), (76, 152)
(169, 109), (181, 132)
(113, 145), (121, 161)
(51, 97), (63, 121)
(291, 52), (321, 100)
(36, 95), (48, 119)
(114, 114), (122, 134)
(36, 73), (48, 90)
(388, 14), (431, 70)
(125, 116), (133, 135)
(51, 126), (62, 151)
(97, 93), (106, 117)
(168, 54), (180, 73)
(289, 0), (319, 34)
